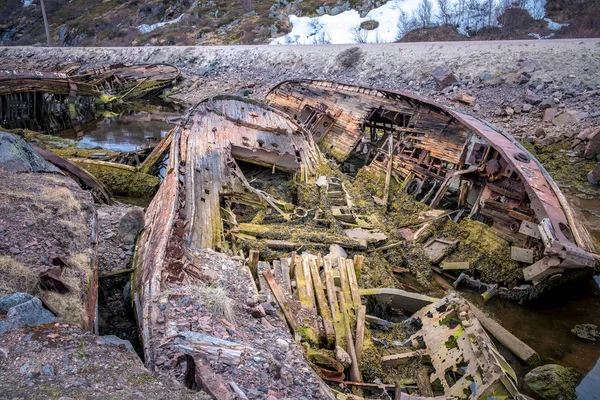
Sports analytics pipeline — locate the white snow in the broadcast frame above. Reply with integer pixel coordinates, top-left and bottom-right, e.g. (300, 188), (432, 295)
(544, 17), (568, 31)
(270, 0), (567, 45)
(22, 0), (34, 7)
(138, 14), (184, 34)
(271, 0), (421, 45)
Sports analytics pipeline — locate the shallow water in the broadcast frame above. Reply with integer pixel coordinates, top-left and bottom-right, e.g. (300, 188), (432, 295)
(57, 111), (178, 153)
(460, 188), (600, 398)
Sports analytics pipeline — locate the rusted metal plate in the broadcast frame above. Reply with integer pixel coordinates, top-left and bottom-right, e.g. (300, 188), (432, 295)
(519, 220), (541, 239)
(511, 246), (535, 263)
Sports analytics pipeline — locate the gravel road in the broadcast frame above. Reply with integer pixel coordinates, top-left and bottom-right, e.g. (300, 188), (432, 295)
(1, 39), (599, 104)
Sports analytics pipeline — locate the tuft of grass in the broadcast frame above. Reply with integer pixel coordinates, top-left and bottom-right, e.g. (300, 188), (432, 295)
(0, 256), (40, 296)
(180, 280), (236, 325)
(42, 187), (81, 213)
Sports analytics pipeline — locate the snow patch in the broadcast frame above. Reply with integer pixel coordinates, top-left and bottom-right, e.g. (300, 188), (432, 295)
(528, 32), (555, 40)
(138, 14), (184, 34)
(22, 0), (34, 7)
(271, 0), (564, 45)
(544, 17), (568, 31)
(271, 0), (422, 44)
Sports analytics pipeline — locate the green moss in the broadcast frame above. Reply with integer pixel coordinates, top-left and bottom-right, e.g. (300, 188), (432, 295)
(51, 148), (119, 159)
(441, 218), (522, 287)
(72, 160), (160, 198)
(297, 325), (320, 345)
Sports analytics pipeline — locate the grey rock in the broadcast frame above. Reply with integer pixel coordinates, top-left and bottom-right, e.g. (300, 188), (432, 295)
(118, 208), (145, 245)
(524, 364), (580, 400)
(335, 346), (351, 368)
(518, 59), (537, 73)
(431, 65), (458, 89)
(524, 90), (542, 105)
(42, 365), (55, 376)
(0, 298), (56, 334)
(0, 292), (34, 313)
(479, 72), (492, 81)
(522, 103), (532, 113)
(99, 335), (136, 354)
(0, 132), (60, 173)
(516, 72), (531, 85)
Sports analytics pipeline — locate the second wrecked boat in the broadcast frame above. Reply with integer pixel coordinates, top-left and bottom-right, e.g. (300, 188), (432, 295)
(266, 80), (598, 293)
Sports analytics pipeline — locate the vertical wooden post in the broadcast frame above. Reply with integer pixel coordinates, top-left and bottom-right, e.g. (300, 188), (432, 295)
(353, 254), (365, 281)
(338, 292), (361, 382)
(382, 135), (394, 207)
(40, 0), (52, 46)
(248, 250), (259, 280)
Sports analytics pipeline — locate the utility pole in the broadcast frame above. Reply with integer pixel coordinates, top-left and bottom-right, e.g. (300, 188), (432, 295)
(40, 0), (52, 46)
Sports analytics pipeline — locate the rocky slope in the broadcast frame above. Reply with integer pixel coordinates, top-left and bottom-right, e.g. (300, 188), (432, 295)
(0, 0), (598, 47)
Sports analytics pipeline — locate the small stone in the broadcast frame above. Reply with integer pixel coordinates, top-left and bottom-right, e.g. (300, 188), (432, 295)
(431, 65), (458, 89)
(522, 103), (532, 113)
(505, 107), (514, 116)
(543, 108), (558, 122)
(9, 246), (21, 254)
(262, 302), (276, 315)
(572, 323), (600, 341)
(473, 104), (481, 112)
(251, 305), (266, 318)
(42, 365), (54, 376)
(335, 346), (352, 368)
(276, 338), (289, 351)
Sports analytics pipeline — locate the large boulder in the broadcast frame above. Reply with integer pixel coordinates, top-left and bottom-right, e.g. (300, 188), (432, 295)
(0, 295), (56, 334)
(118, 208), (145, 245)
(431, 65), (458, 89)
(524, 364), (581, 400)
(583, 128), (600, 160)
(0, 131), (60, 173)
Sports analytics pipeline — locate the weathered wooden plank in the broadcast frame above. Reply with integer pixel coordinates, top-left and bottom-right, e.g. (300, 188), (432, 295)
(354, 305), (366, 361)
(263, 270), (298, 333)
(338, 292), (361, 382)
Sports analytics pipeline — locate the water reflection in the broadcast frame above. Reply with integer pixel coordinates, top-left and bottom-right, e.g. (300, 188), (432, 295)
(57, 112), (177, 153)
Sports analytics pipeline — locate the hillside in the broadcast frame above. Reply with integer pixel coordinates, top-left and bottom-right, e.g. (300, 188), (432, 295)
(0, 0), (598, 47)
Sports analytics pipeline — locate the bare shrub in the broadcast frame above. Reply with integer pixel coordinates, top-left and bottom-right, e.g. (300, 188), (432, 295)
(349, 25), (368, 43)
(416, 0), (434, 28)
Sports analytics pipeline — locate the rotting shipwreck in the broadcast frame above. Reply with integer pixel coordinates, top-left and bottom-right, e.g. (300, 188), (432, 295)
(130, 80), (597, 399)
(266, 80), (598, 294)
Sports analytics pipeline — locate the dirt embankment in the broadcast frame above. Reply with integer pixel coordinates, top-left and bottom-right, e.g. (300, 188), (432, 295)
(0, 39), (598, 103)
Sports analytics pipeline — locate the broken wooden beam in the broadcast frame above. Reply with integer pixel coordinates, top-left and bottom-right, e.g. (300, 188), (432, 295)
(440, 261), (470, 271)
(263, 270), (298, 334)
(359, 288), (438, 314)
(354, 305), (366, 361)
(467, 301), (540, 365)
(381, 351), (420, 367)
(248, 250), (259, 280)
(338, 292), (361, 382)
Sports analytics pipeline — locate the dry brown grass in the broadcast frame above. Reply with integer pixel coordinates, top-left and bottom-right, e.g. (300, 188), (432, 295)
(180, 279), (236, 325)
(42, 186), (82, 213)
(0, 256), (40, 296)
